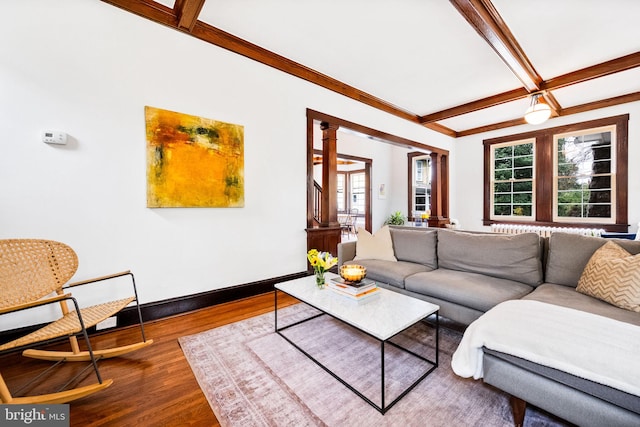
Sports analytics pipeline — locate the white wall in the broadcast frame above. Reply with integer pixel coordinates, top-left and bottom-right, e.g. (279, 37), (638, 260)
(0, 0), (452, 315)
(453, 104), (640, 233)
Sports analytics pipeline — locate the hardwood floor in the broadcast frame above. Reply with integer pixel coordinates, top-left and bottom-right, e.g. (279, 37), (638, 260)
(0, 291), (298, 426)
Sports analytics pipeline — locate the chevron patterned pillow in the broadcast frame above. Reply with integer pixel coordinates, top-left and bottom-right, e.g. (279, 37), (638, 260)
(577, 241), (640, 312)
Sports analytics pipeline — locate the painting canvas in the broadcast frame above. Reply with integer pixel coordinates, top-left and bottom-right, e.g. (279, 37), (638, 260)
(145, 106), (244, 208)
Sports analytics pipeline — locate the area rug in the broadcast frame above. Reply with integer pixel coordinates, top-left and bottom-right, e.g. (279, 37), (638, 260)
(179, 303), (566, 426)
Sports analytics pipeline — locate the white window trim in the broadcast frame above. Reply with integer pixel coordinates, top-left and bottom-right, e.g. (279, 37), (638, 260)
(552, 125), (617, 224)
(490, 138), (536, 222)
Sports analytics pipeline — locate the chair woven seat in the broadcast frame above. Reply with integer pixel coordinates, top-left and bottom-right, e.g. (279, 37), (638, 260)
(0, 297), (135, 352)
(0, 238), (152, 404)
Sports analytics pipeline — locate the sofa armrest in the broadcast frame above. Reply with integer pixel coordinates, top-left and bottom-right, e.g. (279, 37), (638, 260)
(338, 241), (356, 266)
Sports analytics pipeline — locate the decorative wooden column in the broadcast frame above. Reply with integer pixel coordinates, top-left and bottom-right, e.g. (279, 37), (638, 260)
(320, 122), (339, 227)
(428, 152), (450, 228)
(306, 121), (341, 257)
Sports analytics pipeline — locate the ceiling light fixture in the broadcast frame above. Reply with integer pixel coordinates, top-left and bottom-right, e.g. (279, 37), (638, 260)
(524, 93), (551, 125)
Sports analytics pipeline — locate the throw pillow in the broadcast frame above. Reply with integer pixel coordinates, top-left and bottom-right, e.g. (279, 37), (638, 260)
(576, 241), (640, 312)
(354, 225), (397, 262)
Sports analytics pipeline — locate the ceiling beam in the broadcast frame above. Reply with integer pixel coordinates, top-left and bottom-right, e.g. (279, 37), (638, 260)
(561, 91), (640, 116)
(449, 0), (541, 92)
(542, 51), (640, 91)
(457, 91), (640, 137)
(420, 52), (640, 124)
(456, 117), (526, 137)
(102, 0), (177, 26)
(100, 0), (640, 139)
(188, 21), (453, 132)
(174, 0), (206, 32)
(420, 87), (528, 124)
(100, 0), (458, 135)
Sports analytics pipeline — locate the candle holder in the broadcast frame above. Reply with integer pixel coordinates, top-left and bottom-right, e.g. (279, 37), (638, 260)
(340, 265), (367, 283)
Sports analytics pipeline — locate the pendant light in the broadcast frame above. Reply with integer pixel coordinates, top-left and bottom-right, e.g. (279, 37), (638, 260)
(524, 93), (551, 125)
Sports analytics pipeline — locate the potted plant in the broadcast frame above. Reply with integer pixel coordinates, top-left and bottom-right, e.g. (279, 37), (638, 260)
(384, 211), (406, 226)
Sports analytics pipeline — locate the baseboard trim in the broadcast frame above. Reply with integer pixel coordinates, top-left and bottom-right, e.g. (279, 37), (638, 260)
(0, 271), (309, 347)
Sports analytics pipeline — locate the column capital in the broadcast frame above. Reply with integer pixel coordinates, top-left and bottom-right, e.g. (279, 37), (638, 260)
(320, 121), (339, 131)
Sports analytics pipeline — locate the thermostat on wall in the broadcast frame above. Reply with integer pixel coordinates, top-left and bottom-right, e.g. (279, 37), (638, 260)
(42, 131), (67, 145)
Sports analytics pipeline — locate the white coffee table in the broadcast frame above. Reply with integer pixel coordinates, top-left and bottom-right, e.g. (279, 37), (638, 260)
(275, 272), (439, 414)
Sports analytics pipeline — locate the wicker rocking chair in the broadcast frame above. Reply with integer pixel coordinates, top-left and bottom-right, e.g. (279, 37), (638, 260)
(0, 239), (153, 404)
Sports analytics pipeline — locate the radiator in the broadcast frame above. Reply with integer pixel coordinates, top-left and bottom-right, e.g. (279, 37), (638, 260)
(490, 224), (605, 238)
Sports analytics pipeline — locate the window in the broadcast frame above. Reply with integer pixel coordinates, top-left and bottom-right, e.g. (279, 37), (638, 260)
(554, 126), (616, 223)
(483, 115), (628, 232)
(412, 155), (431, 216)
(350, 172), (365, 214)
(336, 173), (345, 212)
(490, 139), (535, 220)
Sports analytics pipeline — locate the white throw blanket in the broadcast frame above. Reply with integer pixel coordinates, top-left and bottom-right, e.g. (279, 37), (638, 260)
(451, 299), (640, 397)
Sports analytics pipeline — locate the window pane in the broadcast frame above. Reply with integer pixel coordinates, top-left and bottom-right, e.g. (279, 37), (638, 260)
(586, 204), (611, 218)
(513, 205), (532, 216)
(555, 129), (614, 222)
(514, 156), (533, 168)
(494, 182), (512, 192)
(495, 169), (512, 180)
(592, 159), (611, 174)
(557, 204), (582, 217)
(588, 189), (611, 203)
(513, 193), (532, 204)
(557, 177), (581, 191)
(513, 181), (532, 192)
(586, 175), (611, 189)
(494, 146), (512, 159)
(494, 194), (511, 204)
(557, 190), (582, 204)
(514, 168), (533, 179)
(592, 146), (611, 160)
(495, 158), (512, 170)
(494, 205), (511, 216)
(513, 143), (533, 156)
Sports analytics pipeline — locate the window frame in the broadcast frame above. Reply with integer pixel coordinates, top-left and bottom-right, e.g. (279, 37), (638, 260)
(483, 114), (629, 232)
(553, 125), (617, 224)
(489, 138), (536, 221)
(412, 155), (431, 215)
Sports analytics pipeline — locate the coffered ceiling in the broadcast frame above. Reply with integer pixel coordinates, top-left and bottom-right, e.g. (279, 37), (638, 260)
(103, 0), (640, 137)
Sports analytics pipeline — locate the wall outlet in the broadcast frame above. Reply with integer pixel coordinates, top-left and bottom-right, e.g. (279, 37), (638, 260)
(96, 316), (117, 330)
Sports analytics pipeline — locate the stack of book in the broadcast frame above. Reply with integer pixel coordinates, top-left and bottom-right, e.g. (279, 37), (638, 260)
(328, 277), (380, 301)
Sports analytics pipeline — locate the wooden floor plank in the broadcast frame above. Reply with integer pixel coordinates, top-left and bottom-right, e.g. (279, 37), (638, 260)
(0, 291), (298, 426)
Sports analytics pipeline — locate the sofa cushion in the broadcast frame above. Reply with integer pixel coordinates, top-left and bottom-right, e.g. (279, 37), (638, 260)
(523, 284), (640, 326)
(343, 259), (430, 289)
(437, 230), (543, 286)
(353, 226), (397, 262)
(404, 269), (533, 313)
(576, 241), (640, 313)
(545, 233), (640, 287)
(390, 228), (438, 269)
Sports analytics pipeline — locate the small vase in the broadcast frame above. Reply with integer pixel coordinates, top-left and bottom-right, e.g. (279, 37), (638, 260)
(315, 270), (326, 289)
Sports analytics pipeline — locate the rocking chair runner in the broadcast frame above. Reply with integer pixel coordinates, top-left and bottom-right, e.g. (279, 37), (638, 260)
(0, 239), (153, 404)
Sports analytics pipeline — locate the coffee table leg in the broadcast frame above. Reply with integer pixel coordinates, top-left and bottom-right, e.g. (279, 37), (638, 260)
(274, 289), (278, 332)
(436, 311), (439, 366)
(381, 341), (385, 413)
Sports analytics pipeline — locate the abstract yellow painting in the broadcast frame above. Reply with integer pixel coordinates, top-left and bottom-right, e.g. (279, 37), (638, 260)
(145, 106), (244, 208)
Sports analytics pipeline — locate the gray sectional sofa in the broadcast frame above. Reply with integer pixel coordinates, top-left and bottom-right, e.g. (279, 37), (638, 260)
(338, 227), (640, 426)
(339, 227), (545, 325)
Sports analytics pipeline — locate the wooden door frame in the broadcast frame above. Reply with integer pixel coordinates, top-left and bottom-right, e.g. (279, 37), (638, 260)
(306, 108), (449, 253)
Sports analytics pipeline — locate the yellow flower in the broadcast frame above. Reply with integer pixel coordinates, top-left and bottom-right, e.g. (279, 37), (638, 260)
(307, 249), (319, 266)
(307, 249), (337, 273)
